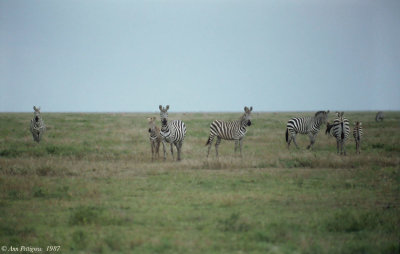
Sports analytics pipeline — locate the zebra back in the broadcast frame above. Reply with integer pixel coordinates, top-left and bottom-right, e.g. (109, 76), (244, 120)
(328, 113), (350, 141)
(287, 110), (329, 135)
(207, 106), (252, 142)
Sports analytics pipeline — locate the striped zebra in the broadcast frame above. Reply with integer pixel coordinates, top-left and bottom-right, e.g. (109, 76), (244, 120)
(147, 117), (161, 161)
(30, 106), (46, 143)
(325, 112), (350, 155)
(375, 111), (384, 122)
(159, 105), (187, 161)
(285, 110), (329, 149)
(206, 106), (253, 158)
(353, 121), (363, 154)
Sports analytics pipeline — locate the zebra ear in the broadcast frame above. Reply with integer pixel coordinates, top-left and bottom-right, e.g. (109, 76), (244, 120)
(166, 105), (169, 110)
(244, 106), (249, 112)
(159, 105), (163, 111)
(33, 106), (37, 111)
(249, 106), (253, 112)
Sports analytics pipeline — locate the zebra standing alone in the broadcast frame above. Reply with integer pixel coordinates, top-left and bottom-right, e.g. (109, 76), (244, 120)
(159, 105), (187, 161)
(30, 106), (46, 143)
(285, 110), (329, 149)
(375, 111), (384, 122)
(325, 112), (350, 155)
(206, 106), (253, 158)
(353, 121), (363, 154)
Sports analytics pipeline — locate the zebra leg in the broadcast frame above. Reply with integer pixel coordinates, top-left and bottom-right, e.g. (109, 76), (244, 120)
(170, 143), (174, 160)
(234, 140), (239, 153)
(151, 142), (154, 161)
(215, 137), (222, 157)
(176, 141), (182, 161)
(162, 141), (167, 161)
(239, 138), (244, 157)
(207, 136), (214, 158)
(343, 141), (346, 156)
(292, 135), (299, 149)
(155, 142), (160, 159)
(339, 140), (344, 155)
(307, 134), (315, 150)
(336, 139), (340, 154)
(355, 141), (358, 154)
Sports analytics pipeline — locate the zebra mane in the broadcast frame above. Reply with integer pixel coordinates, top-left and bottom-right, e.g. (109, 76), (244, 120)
(314, 111), (327, 117)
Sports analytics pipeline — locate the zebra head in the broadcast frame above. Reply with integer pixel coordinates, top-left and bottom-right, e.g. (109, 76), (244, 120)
(159, 105), (170, 125)
(147, 117), (157, 133)
(33, 106), (41, 122)
(242, 106), (253, 126)
(314, 110), (329, 125)
(335, 111), (344, 121)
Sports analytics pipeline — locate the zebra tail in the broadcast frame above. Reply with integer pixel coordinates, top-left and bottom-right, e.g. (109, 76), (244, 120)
(285, 128), (288, 143)
(205, 136), (211, 146)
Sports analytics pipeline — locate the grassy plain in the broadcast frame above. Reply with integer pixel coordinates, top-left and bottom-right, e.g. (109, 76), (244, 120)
(0, 111), (399, 253)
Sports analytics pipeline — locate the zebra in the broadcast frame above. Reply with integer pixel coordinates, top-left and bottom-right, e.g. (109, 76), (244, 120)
(325, 111), (350, 155)
(353, 121), (363, 154)
(30, 106), (46, 143)
(285, 110), (329, 149)
(375, 111), (384, 122)
(147, 117), (161, 161)
(159, 105), (187, 161)
(206, 106), (253, 158)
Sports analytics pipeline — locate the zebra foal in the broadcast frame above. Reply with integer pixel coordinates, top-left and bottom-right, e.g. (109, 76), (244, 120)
(30, 106), (46, 143)
(206, 106), (253, 158)
(285, 110), (329, 149)
(353, 121), (363, 154)
(147, 117), (161, 161)
(159, 105), (187, 161)
(325, 112), (350, 155)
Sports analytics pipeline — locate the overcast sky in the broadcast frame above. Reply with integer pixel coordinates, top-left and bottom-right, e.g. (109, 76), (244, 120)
(1, 0), (399, 112)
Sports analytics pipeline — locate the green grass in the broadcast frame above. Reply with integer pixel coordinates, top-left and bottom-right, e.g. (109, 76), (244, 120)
(0, 111), (399, 253)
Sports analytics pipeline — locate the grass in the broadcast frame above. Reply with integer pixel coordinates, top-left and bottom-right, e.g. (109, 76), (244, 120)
(0, 111), (399, 253)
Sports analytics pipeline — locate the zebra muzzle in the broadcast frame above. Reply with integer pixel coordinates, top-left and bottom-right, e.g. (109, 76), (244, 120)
(247, 120), (252, 126)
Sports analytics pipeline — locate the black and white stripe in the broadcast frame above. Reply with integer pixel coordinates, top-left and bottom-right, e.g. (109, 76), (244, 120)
(147, 117), (161, 161)
(30, 106), (46, 143)
(159, 105), (186, 161)
(285, 110), (329, 149)
(353, 121), (363, 154)
(206, 106), (253, 157)
(325, 112), (350, 155)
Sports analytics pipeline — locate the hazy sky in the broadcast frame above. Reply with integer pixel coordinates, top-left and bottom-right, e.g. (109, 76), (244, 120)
(1, 0), (399, 112)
